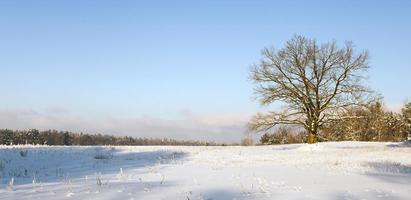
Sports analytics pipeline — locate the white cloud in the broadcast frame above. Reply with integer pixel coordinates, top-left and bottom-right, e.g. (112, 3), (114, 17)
(0, 108), (252, 143)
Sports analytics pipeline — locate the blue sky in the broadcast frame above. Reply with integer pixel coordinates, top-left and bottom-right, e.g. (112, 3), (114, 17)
(0, 1), (410, 142)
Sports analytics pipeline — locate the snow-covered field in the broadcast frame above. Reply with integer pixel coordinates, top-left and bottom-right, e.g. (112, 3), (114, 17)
(0, 142), (410, 200)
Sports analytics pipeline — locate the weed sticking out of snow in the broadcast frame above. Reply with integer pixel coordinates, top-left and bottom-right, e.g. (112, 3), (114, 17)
(32, 173), (39, 192)
(159, 173), (165, 185)
(7, 177), (14, 190)
(63, 174), (73, 196)
(96, 173), (102, 190)
(117, 167), (126, 181)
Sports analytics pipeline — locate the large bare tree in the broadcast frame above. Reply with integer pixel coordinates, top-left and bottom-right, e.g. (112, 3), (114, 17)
(249, 35), (374, 143)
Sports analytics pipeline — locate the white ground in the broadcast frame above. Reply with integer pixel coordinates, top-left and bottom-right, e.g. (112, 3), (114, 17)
(0, 142), (410, 200)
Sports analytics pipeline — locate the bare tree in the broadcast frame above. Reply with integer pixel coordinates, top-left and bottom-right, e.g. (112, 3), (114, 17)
(249, 35), (375, 143)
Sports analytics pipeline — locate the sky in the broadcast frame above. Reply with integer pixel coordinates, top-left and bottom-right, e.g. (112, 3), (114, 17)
(0, 0), (410, 142)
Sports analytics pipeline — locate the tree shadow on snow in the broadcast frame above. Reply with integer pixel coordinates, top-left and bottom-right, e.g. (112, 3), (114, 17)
(328, 161), (411, 200)
(364, 161), (411, 185)
(186, 189), (270, 200)
(0, 146), (188, 185)
(386, 141), (411, 148)
(270, 144), (302, 151)
(332, 191), (407, 200)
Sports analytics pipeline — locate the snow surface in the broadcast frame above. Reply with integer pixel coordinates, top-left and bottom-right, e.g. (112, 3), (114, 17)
(0, 142), (410, 200)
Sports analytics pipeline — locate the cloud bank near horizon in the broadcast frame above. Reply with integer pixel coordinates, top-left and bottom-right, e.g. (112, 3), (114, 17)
(0, 101), (405, 143)
(0, 108), (252, 143)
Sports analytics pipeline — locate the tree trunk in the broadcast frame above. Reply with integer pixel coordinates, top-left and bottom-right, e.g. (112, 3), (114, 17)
(308, 131), (317, 144)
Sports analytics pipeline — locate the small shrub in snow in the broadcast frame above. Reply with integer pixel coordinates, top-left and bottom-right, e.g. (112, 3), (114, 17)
(0, 160), (5, 171)
(260, 127), (305, 145)
(241, 137), (254, 146)
(94, 154), (112, 160)
(93, 149), (113, 160)
(19, 150), (28, 157)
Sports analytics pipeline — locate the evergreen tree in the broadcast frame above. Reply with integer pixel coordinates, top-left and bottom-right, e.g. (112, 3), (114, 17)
(402, 102), (411, 140)
(63, 131), (72, 146)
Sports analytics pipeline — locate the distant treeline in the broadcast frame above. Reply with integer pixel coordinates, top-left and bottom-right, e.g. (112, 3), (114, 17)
(0, 129), (226, 146)
(260, 102), (411, 145)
